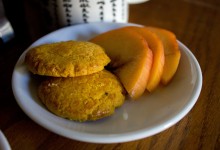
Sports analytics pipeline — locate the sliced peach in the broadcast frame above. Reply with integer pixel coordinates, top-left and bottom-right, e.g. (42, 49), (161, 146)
(123, 26), (165, 92)
(90, 27), (153, 99)
(146, 27), (181, 84)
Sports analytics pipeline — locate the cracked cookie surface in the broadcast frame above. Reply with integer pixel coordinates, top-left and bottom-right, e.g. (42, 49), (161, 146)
(38, 70), (125, 121)
(25, 41), (110, 77)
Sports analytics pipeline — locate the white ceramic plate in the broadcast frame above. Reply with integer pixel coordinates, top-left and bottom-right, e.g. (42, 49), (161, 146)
(0, 131), (11, 150)
(12, 22), (202, 143)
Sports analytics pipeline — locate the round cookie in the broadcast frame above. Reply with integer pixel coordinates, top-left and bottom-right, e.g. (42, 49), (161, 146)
(38, 70), (125, 121)
(25, 41), (110, 77)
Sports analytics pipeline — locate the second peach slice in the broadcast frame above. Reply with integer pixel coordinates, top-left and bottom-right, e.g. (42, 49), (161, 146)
(90, 27), (153, 99)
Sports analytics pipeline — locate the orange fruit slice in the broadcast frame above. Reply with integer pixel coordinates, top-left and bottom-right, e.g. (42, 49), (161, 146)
(146, 27), (181, 84)
(124, 26), (165, 92)
(90, 27), (153, 99)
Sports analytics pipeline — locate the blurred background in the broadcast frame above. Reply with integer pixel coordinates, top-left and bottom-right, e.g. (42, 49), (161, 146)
(1, 0), (186, 44)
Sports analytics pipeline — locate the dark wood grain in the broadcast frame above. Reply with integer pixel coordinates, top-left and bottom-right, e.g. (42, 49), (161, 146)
(0, 0), (219, 149)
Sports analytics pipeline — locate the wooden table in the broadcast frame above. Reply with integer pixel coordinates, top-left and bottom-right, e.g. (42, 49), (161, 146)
(1, 0), (220, 149)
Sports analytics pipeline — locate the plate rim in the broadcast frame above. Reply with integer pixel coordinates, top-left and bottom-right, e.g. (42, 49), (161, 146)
(11, 22), (202, 143)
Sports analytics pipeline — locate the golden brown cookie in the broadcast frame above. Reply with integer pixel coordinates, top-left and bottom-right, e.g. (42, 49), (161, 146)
(38, 70), (125, 122)
(25, 41), (110, 77)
